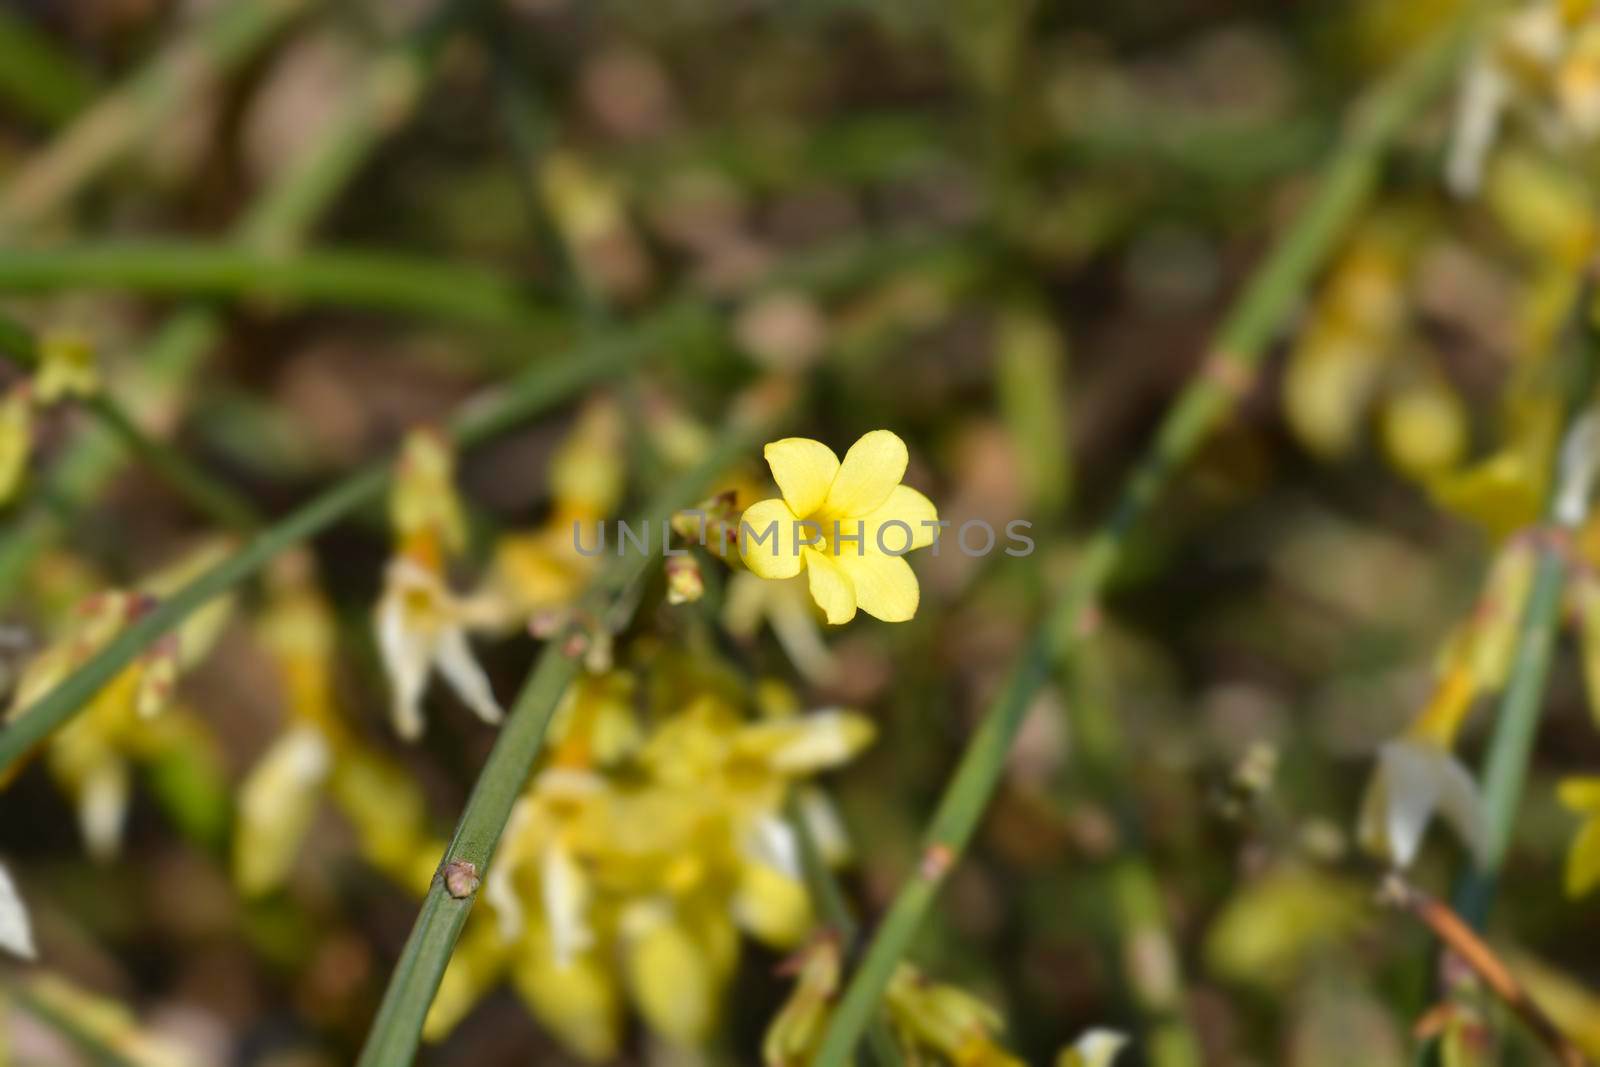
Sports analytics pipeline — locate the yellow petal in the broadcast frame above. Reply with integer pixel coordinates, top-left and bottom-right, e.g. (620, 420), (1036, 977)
(804, 548), (856, 624)
(233, 727), (330, 897)
(823, 430), (907, 518)
(860, 484), (939, 553)
(741, 498), (805, 579)
(510, 946), (622, 1063)
(764, 438), (839, 517)
(1565, 818), (1600, 898)
(0, 385), (32, 506)
(733, 861), (813, 948)
(1558, 777), (1600, 813)
(836, 552), (919, 622)
(624, 911), (719, 1044)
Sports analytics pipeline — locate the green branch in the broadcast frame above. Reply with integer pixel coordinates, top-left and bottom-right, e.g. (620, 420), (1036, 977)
(0, 241), (563, 336)
(353, 417), (768, 1067)
(0, 311), (695, 776)
(0, 311), (261, 530)
(806, 21), (1476, 1067)
(0, 2), (484, 591)
(0, 8), (99, 127)
(1454, 285), (1600, 928)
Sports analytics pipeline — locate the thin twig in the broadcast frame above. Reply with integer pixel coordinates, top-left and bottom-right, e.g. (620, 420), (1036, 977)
(1383, 875), (1590, 1067)
(805, 20), (1478, 1066)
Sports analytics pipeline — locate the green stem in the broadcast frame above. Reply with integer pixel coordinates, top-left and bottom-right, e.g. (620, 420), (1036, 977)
(0, 3), (480, 592)
(353, 420), (766, 1067)
(788, 799), (905, 1067)
(0, 0), (311, 234)
(0, 312), (692, 775)
(806, 22), (1474, 1067)
(0, 311), (261, 530)
(0, 8), (98, 128)
(0, 241), (562, 336)
(1453, 287), (1600, 929)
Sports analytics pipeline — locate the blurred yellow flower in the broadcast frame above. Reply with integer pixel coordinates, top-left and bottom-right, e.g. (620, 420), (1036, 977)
(374, 548), (503, 741)
(762, 936), (840, 1067)
(6, 543), (235, 860)
(375, 430), (502, 741)
(740, 430), (937, 624)
(34, 329), (100, 403)
(1558, 777), (1600, 897)
(0, 383), (31, 506)
(884, 965), (1025, 1067)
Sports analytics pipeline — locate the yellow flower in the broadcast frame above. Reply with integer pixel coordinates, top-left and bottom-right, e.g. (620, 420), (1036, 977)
(1558, 777), (1600, 897)
(34, 330), (100, 403)
(233, 725), (331, 896)
(374, 545), (503, 741)
(0, 382), (32, 505)
(7, 544), (234, 859)
(885, 964), (1026, 1067)
(740, 430), (937, 624)
(390, 428), (467, 554)
(763, 937), (841, 1067)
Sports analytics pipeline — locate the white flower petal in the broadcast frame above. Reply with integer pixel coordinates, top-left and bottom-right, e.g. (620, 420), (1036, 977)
(435, 625), (504, 726)
(543, 843), (595, 967)
(0, 863), (36, 959)
(375, 592), (432, 741)
(81, 760), (130, 863)
(745, 814), (802, 881)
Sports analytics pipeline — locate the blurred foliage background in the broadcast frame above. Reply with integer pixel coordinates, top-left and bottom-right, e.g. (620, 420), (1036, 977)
(3, 0), (1600, 1066)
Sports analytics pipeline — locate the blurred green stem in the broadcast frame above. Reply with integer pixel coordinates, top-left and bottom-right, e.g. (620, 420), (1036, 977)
(0, 241), (563, 336)
(0, 8), (98, 127)
(353, 416), (769, 1067)
(807, 20), (1476, 1067)
(788, 799), (905, 1067)
(0, 0), (311, 234)
(1454, 285), (1600, 928)
(0, 5), (476, 599)
(0, 311), (260, 530)
(0, 313), (690, 776)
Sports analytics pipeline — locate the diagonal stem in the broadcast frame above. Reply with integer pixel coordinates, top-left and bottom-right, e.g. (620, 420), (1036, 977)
(0, 312), (695, 776)
(0, 0), (491, 596)
(353, 417), (771, 1067)
(0, 311), (262, 530)
(1453, 280), (1600, 929)
(805, 20), (1477, 1067)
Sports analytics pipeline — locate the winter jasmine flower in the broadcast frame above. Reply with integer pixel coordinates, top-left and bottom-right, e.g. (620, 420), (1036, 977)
(740, 430), (938, 624)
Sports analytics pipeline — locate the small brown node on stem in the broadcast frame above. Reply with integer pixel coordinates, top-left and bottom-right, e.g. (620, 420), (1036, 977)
(442, 859), (480, 899)
(1075, 604), (1102, 639)
(1199, 349), (1255, 402)
(919, 842), (955, 883)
